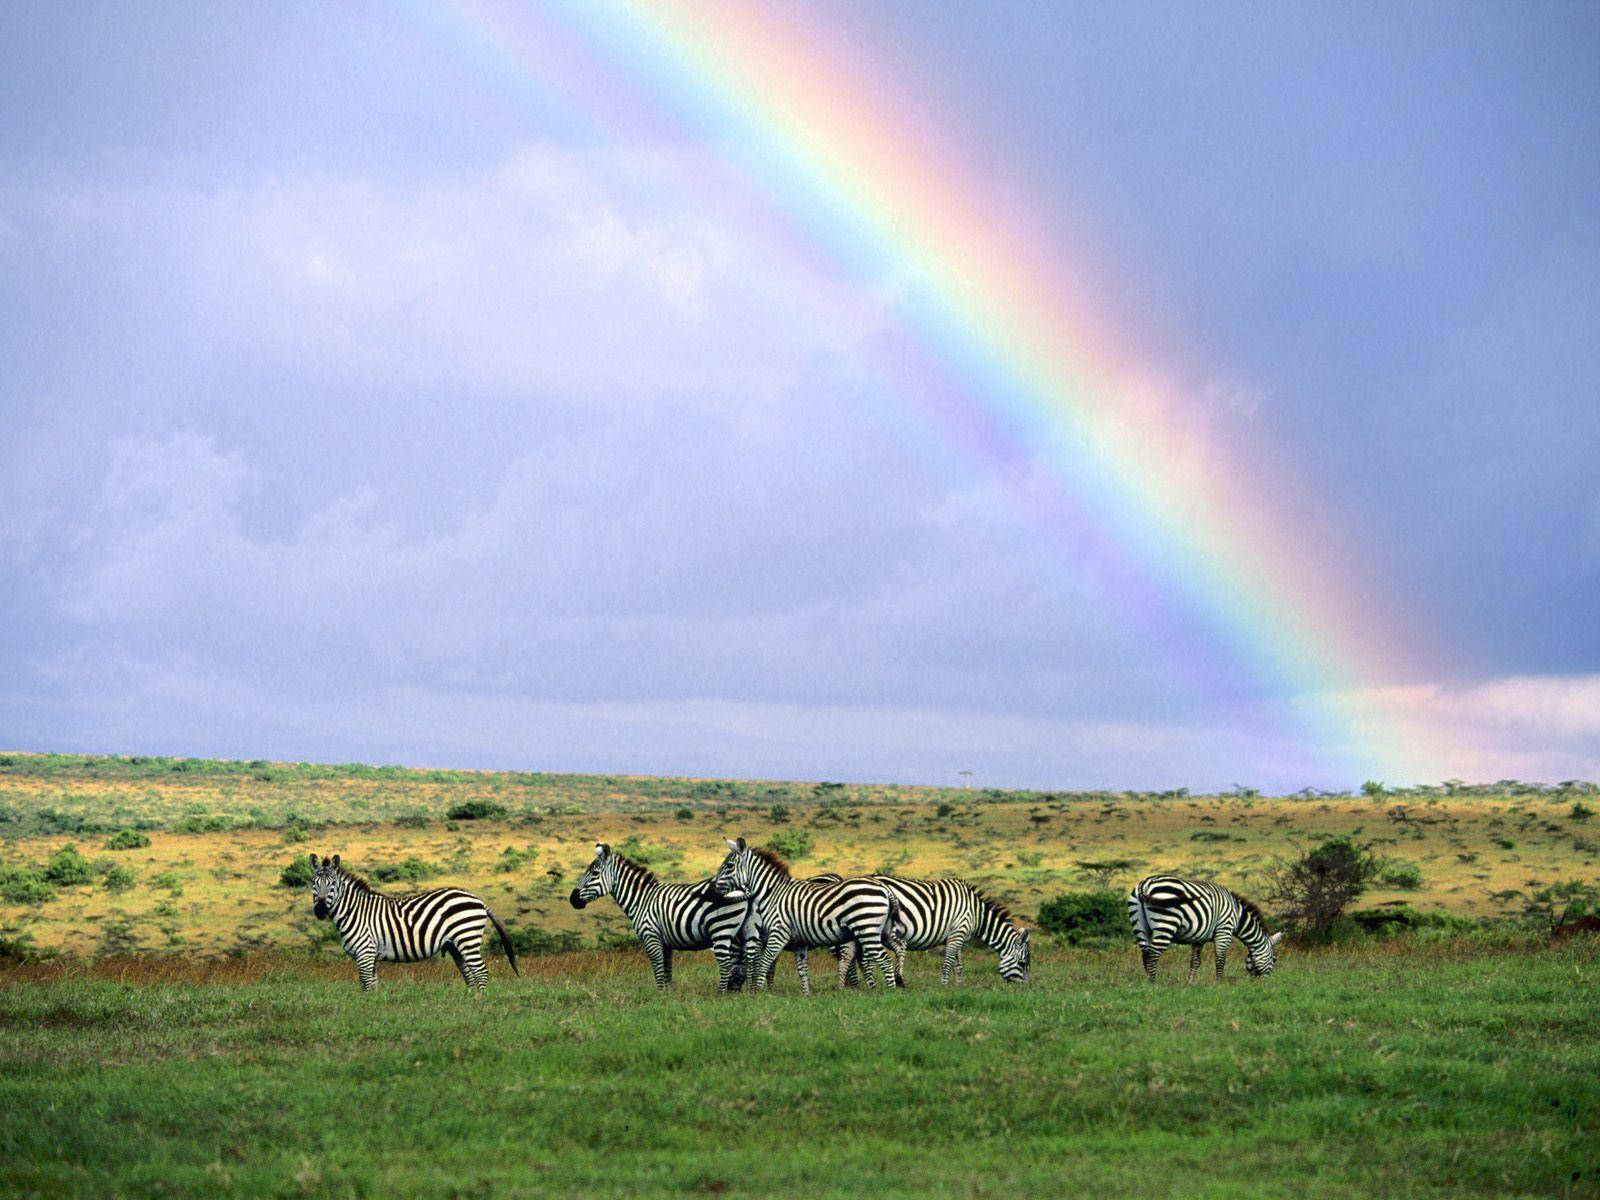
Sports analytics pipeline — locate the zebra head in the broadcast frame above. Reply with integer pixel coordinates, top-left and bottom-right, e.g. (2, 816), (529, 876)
(708, 837), (752, 899)
(569, 843), (615, 909)
(308, 853), (344, 920)
(1247, 930), (1286, 977)
(997, 926), (1031, 983)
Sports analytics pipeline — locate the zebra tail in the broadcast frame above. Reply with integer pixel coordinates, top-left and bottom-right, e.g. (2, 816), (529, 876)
(1130, 896), (1153, 941)
(486, 906), (520, 976)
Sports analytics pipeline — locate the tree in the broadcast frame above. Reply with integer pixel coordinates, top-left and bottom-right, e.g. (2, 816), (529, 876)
(1266, 836), (1376, 941)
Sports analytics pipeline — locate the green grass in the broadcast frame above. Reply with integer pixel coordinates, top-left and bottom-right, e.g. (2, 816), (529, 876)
(3, 941), (1596, 1199)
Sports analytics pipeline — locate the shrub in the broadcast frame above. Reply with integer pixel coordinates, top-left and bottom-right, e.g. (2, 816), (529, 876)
(369, 858), (441, 884)
(1075, 859), (1138, 890)
(1036, 891), (1126, 944)
(495, 846), (539, 873)
(1189, 830), (1235, 843)
(105, 830), (151, 851)
(1378, 859), (1424, 891)
(491, 925), (583, 957)
(1350, 906), (1477, 937)
(394, 811), (432, 829)
(43, 845), (95, 887)
(0, 865), (54, 905)
(1267, 836), (1377, 941)
(279, 859), (314, 888)
(1521, 880), (1596, 934)
(1571, 802), (1595, 823)
(446, 800), (507, 821)
(766, 829), (814, 861)
(674, 807), (694, 821)
(150, 871), (184, 895)
(102, 864), (136, 891)
(768, 805), (791, 824)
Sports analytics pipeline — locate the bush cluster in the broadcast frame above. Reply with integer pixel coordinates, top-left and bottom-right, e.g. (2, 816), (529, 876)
(1036, 891), (1126, 944)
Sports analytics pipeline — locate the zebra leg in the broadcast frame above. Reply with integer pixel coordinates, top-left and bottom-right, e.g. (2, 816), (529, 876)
(447, 944), (472, 987)
(660, 945), (674, 987)
(861, 935), (897, 989)
(642, 934), (670, 990)
(1188, 944), (1204, 984)
(941, 930), (970, 986)
(1214, 933), (1233, 981)
(753, 935), (783, 993)
(837, 942), (858, 988)
(1141, 935), (1171, 981)
(356, 952), (378, 992)
(714, 942), (738, 993)
(796, 948), (812, 996)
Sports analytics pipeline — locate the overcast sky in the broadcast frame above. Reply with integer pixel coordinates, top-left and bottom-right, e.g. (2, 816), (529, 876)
(1, 2), (1596, 791)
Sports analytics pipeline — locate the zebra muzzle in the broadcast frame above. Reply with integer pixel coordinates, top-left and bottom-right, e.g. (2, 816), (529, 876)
(568, 889), (588, 909)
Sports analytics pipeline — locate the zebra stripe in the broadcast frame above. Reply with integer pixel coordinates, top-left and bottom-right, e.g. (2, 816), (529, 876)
(308, 852), (518, 991)
(708, 837), (899, 994)
(569, 843), (752, 991)
(1127, 874), (1283, 981)
(837, 877), (1030, 985)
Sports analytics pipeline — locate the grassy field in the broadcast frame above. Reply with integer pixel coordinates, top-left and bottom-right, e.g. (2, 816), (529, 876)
(3, 754), (1597, 958)
(2, 755), (1598, 1197)
(3, 941), (1597, 1199)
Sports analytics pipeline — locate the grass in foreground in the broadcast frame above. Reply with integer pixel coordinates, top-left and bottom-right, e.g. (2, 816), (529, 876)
(2, 940), (1597, 1199)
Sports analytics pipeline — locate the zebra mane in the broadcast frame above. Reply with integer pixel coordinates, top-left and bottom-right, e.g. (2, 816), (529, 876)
(974, 889), (1019, 929)
(1231, 890), (1267, 930)
(611, 852), (659, 888)
(338, 866), (378, 895)
(750, 846), (793, 877)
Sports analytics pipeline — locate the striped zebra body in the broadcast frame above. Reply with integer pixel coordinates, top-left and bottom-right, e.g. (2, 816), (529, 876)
(709, 838), (899, 994)
(308, 853), (518, 991)
(838, 877), (1030, 986)
(739, 872), (848, 989)
(1127, 874), (1282, 981)
(570, 843), (751, 991)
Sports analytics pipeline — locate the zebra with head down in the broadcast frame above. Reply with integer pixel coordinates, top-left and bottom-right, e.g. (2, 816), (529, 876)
(708, 838), (900, 994)
(568, 843), (752, 991)
(837, 876), (1030, 986)
(1127, 874), (1283, 982)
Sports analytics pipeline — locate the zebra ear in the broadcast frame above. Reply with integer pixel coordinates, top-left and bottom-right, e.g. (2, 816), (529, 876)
(1021, 928), (1030, 943)
(331, 853), (340, 869)
(308, 853), (319, 869)
(594, 842), (609, 858)
(724, 837), (740, 852)
(1269, 931), (1285, 948)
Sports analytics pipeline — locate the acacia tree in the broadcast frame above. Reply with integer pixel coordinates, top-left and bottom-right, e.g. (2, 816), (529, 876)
(1265, 836), (1376, 941)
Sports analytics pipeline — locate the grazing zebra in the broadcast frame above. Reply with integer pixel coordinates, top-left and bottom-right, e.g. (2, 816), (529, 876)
(837, 877), (1030, 986)
(307, 853), (519, 991)
(569, 843), (753, 991)
(1127, 874), (1283, 981)
(708, 838), (900, 994)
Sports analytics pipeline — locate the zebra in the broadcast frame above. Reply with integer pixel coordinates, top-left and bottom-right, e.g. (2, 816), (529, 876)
(836, 877), (1030, 986)
(307, 852), (519, 991)
(568, 843), (753, 991)
(1127, 874), (1283, 981)
(708, 837), (900, 994)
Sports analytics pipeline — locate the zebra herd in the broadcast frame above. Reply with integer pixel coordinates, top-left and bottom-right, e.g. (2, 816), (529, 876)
(304, 843), (1280, 992)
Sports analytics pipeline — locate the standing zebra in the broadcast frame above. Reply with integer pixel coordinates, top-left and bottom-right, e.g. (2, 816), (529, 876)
(307, 853), (519, 991)
(708, 838), (900, 994)
(836, 877), (1030, 986)
(568, 843), (752, 991)
(1127, 874), (1283, 981)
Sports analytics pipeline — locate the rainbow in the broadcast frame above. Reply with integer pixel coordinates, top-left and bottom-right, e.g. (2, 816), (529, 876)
(417, 0), (1454, 785)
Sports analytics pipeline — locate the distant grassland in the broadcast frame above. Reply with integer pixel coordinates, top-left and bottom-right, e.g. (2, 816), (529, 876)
(2, 941), (1597, 1199)
(2, 753), (1597, 959)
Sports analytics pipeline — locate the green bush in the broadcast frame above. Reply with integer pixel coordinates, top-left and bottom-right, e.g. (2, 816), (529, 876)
(150, 871), (185, 895)
(369, 858), (441, 884)
(766, 829), (814, 861)
(105, 830), (152, 851)
(1378, 859), (1424, 891)
(43, 845), (95, 887)
(102, 864), (136, 891)
(0, 865), (54, 905)
(394, 811), (432, 829)
(674, 807), (694, 821)
(1036, 891), (1127, 944)
(491, 925), (583, 957)
(446, 800), (507, 821)
(1571, 802), (1594, 823)
(1350, 906), (1477, 937)
(279, 859), (314, 888)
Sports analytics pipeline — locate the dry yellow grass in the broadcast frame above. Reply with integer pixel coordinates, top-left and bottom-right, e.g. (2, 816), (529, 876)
(2, 757), (1596, 955)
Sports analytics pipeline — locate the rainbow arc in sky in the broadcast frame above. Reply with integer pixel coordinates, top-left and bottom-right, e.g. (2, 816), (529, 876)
(424, 0), (1456, 785)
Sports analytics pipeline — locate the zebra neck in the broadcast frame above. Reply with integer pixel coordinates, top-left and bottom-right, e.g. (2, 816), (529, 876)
(333, 888), (377, 931)
(975, 904), (1016, 953)
(748, 864), (790, 902)
(607, 868), (657, 921)
(1234, 908), (1268, 952)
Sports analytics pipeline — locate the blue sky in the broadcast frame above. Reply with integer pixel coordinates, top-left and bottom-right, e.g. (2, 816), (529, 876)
(1, 1), (1597, 790)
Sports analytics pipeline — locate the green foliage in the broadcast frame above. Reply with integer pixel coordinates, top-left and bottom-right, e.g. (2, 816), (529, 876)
(172, 813), (232, 833)
(1361, 780), (1387, 797)
(43, 845), (95, 887)
(495, 846), (540, 873)
(766, 829), (814, 861)
(490, 925), (584, 957)
(445, 800), (507, 821)
(1036, 891), (1127, 944)
(1075, 859), (1138, 890)
(279, 859), (314, 889)
(767, 804), (791, 824)
(674, 807), (694, 821)
(368, 858), (441, 884)
(102, 864), (136, 892)
(1571, 802), (1595, 822)
(393, 810), (432, 829)
(104, 829), (151, 851)
(0, 865), (54, 905)
(1349, 906), (1477, 936)
(1521, 879), (1597, 933)
(150, 871), (185, 895)
(1377, 859), (1424, 891)
(1188, 829), (1236, 843)
(1267, 836), (1377, 941)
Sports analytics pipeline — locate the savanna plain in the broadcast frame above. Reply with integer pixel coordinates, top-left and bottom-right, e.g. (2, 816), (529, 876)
(2, 754), (1597, 1198)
